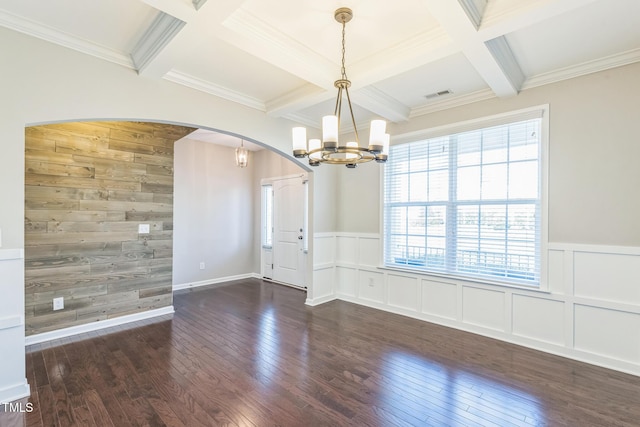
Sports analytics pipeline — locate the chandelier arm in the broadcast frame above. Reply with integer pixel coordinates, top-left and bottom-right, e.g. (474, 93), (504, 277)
(343, 85), (360, 144)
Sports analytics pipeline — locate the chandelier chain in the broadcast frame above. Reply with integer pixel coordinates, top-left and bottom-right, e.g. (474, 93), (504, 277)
(341, 20), (347, 80)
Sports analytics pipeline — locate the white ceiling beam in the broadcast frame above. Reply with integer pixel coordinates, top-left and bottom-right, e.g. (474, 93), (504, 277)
(265, 29), (455, 121)
(136, 0), (246, 78)
(131, 13), (186, 74)
(424, 0), (523, 97)
(458, 0), (488, 29)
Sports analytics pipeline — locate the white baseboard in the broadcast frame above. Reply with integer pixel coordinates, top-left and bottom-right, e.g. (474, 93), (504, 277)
(173, 273), (259, 291)
(0, 381), (30, 404)
(305, 294), (337, 306)
(25, 306), (175, 346)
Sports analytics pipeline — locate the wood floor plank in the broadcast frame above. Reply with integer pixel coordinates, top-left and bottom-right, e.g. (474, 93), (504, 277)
(8, 279), (640, 427)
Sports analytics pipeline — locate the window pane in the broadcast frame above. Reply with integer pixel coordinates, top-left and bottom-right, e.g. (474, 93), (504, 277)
(429, 137), (449, 169)
(428, 170), (448, 201)
(481, 164), (508, 200)
(409, 172), (428, 202)
(509, 160), (538, 199)
(457, 166), (481, 200)
(457, 131), (481, 166)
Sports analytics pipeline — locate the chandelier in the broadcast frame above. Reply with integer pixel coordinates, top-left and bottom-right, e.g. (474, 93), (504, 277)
(292, 7), (389, 168)
(235, 139), (248, 168)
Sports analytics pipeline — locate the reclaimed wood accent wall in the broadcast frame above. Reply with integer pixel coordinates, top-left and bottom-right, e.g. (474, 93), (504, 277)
(24, 121), (194, 336)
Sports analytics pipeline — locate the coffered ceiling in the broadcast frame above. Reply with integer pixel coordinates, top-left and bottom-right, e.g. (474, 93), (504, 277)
(1, 0), (639, 135)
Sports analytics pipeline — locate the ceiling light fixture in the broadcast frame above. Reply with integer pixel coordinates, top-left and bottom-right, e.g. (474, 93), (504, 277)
(235, 139), (248, 168)
(292, 7), (389, 168)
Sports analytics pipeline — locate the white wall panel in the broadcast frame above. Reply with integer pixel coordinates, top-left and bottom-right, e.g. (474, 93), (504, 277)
(421, 279), (457, 320)
(312, 267), (335, 299)
(387, 274), (419, 311)
(327, 233), (640, 375)
(512, 295), (565, 345)
(336, 266), (357, 297)
(313, 235), (335, 265)
(337, 236), (358, 265)
(462, 287), (505, 331)
(358, 270), (385, 303)
(547, 249), (565, 294)
(358, 237), (380, 267)
(574, 252), (640, 304)
(574, 305), (640, 363)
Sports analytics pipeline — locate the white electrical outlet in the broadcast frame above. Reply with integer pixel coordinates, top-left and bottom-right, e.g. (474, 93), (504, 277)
(138, 224), (150, 234)
(199, 262), (205, 270)
(53, 297), (64, 311)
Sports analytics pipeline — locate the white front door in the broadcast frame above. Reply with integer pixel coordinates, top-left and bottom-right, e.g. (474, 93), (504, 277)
(272, 175), (306, 288)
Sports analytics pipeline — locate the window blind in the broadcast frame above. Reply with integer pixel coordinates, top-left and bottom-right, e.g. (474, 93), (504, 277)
(383, 117), (542, 286)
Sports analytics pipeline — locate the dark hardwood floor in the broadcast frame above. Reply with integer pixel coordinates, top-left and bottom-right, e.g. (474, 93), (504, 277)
(3, 279), (640, 426)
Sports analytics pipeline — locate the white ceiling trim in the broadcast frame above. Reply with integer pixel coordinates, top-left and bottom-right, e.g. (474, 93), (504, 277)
(409, 46), (640, 118)
(355, 87), (411, 123)
(424, 0), (522, 97)
(266, 84), (332, 118)
(348, 28), (454, 88)
(221, 8), (336, 89)
(0, 9), (134, 69)
(522, 47), (640, 90)
(164, 70), (266, 111)
(266, 28), (454, 120)
(410, 88), (495, 118)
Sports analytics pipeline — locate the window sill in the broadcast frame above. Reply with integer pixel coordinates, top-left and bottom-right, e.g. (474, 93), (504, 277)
(377, 264), (550, 294)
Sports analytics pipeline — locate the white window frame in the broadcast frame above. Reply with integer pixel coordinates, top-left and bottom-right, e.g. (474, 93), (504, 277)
(381, 105), (549, 290)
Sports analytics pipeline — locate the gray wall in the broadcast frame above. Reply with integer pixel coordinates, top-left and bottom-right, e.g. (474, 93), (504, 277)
(173, 140), (307, 286)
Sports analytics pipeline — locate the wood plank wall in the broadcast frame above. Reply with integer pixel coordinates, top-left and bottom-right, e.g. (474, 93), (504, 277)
(24, 121), (194, 336)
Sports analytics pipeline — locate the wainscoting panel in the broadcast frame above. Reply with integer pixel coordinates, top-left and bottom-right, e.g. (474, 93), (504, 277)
(311, 266), (335, 302)
(314, 233), (640, 376)
(336, 235), (357, 265)
(462, 286), (505, 331)
(512, 295), (565, 345)
(421, 279), (457, 320)
(358, 270), (385, 304)
(358, 236), (380, 267)
(313, 234), (335, 265)
(574, 251), (640, 304)
(336, 266), (357, 297)
(574, 304), (640, 364)
(387, 274), (420, 312)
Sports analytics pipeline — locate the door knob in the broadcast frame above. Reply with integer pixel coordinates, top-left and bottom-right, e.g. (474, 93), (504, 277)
(298, 236), (303, 240)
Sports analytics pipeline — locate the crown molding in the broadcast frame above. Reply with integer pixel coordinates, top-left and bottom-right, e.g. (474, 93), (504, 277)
(356, 87), (410, 123)
(0, 9), (134, 69)
(410, 88), (496, 118)
(522, 48), (640, 90)
(164, 70), (266, 111)
(222, 8), (335, 89)
(131, 12), (185, 73)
